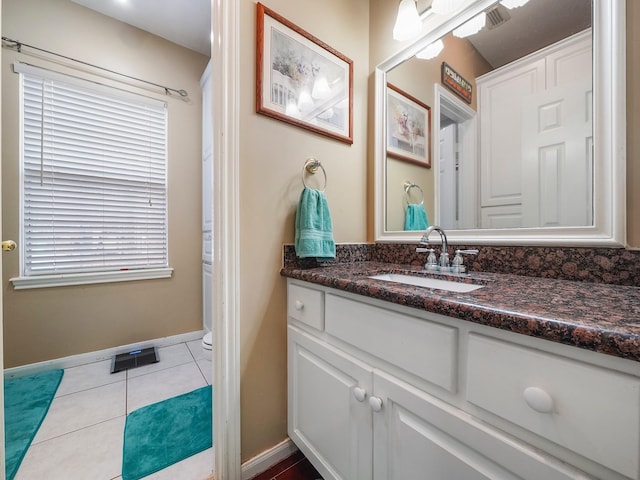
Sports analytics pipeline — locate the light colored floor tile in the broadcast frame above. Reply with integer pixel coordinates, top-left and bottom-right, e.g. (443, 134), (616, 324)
(34, 381), (126, 443)
(126, 343), (195, 379)
(196, 358), (213, 385)
(56, 359), (125, 397)
(15, 341), (215, 480)
(15, 416), (125, 480)
(127, 362), (207, 413)
(138, 448), (214, 480)
(186, 339), (212, 362)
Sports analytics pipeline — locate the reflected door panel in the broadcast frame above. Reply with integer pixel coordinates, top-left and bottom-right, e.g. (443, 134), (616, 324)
(521, 80), (593, 227)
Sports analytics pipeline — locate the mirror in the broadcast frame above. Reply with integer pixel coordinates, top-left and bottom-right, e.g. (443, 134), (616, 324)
(374, 0), (625, 246)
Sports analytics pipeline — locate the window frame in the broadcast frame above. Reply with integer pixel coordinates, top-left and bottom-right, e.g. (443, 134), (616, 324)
(10, 63), (173, 289)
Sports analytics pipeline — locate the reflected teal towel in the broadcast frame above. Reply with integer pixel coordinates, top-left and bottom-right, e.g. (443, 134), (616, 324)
(295, 187), (336, 259)
(404, 204), (429, 230)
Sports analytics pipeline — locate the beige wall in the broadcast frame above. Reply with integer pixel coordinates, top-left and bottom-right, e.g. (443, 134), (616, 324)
(239, 0), (369, 461)
(1, 0), (209, 367)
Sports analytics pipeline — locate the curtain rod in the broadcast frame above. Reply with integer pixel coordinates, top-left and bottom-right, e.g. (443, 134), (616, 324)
(1, 36), (189, 99)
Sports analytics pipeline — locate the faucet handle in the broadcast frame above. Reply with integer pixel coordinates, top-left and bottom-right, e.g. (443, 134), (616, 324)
(417, 247), (438, 269)
(451, 249), (479, 274)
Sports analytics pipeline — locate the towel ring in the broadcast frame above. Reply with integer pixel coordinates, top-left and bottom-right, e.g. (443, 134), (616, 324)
(403, 181), (424, 205)
(302, 158), (327, 192)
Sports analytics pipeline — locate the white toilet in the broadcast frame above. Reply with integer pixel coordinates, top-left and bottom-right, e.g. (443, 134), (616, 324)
(202, 331), (212, 350)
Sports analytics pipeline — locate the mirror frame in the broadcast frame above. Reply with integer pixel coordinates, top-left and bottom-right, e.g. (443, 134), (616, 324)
(374, 0), (626, 246)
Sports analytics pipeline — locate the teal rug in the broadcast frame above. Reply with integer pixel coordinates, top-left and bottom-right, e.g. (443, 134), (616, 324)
(4, 369), (64, 480)
(122, 385), (212, 480)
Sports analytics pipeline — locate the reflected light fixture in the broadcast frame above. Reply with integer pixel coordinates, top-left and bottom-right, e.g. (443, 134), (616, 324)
(393, 0), (422, 42)
(285, 101), (301, 118)
(297, 88), (314, 112)
(416, 39), (444, 60)
(453, 11), (486, 38)
(311, 76), (331, 100)
(430, 0), (465, 15)
(500, 0), (530, 8)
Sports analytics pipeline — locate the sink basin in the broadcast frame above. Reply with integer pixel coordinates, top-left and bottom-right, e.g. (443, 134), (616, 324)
(369, 273), (484, 293)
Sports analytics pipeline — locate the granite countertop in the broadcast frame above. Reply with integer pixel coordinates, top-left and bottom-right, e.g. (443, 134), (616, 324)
(281, 261), (640, 363)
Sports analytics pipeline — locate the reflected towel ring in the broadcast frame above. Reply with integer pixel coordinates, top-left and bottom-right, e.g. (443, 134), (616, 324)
(403, 180), (424, 205)
(302, 158), (327, 192)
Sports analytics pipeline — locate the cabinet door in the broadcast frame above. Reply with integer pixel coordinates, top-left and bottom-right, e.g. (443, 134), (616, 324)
(288, 326), (373, 480)
(372, 371), (589, 480)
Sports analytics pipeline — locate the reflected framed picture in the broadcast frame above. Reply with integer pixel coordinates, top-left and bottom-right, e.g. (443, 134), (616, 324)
(256, 3), (353, 144)
(386, 83), (431, 168)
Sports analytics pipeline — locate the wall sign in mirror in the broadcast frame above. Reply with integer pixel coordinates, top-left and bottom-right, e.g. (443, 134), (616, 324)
(386, 83), (432, 168)
(441, 62), (472, 104)
(255, 3), (353, 144)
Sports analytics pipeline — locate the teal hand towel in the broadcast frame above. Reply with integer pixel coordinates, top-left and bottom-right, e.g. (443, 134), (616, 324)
(404, 203), (429, 230)
(295, 187), (336, 259)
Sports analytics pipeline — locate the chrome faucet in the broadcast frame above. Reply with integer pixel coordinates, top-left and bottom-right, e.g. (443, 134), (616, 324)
(419, 226), (449, 268)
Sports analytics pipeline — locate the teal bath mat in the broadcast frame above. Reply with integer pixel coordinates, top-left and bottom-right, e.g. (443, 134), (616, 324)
(122, 385), (212, 480)
(4, 369), (64, 480)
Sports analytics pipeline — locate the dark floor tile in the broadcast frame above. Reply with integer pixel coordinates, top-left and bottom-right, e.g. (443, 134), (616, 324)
(275, 457), (321, 480)
(250, 451), (306, 480)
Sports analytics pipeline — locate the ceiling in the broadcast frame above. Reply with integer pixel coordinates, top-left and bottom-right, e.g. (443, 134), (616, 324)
(468, 0), (591, 68)
(69, 0), (591, 68)
(70, 0), (211, 56)
(417, 0), (591, 69)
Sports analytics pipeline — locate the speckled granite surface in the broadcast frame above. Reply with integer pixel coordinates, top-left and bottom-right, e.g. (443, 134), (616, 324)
(283, 243), (640, 286)
(282, 244), (640, 363)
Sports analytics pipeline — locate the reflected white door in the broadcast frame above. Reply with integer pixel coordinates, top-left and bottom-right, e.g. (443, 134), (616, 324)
(439, 123), (457, 229)
(521, 80), (593, 227)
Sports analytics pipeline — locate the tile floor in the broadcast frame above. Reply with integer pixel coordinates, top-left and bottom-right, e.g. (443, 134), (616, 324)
(13, 339), (214, 480)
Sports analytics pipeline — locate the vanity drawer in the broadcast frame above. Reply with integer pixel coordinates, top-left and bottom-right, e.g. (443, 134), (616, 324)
(466, 334), (640, 479)
(325, 293), (457, 392)
(287, 282), (324, 330)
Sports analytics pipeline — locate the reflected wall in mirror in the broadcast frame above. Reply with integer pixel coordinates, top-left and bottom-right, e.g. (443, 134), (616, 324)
(374, 0), (626, 246)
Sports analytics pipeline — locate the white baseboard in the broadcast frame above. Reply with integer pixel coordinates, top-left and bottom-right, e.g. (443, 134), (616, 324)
(241, 438), (298, 480)
(4, 330), (205, 379)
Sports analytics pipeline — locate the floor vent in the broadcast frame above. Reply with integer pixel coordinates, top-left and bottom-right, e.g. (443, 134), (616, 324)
(111, 347), (159, 373)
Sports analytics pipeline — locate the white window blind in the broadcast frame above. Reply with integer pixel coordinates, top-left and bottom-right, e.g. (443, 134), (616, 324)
(18, 63), (168, 278)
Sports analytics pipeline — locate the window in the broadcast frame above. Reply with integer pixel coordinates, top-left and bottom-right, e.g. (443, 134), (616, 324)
(12, 63), (172, 289)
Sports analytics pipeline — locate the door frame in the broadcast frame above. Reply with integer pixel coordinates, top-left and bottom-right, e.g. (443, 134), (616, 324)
(0, 3), (5, 476)
(211, 0), (241, 478)
(433, 84), (478, 229)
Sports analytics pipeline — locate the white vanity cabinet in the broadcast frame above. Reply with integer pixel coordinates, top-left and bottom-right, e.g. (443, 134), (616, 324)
(287, 279), (640, 480)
